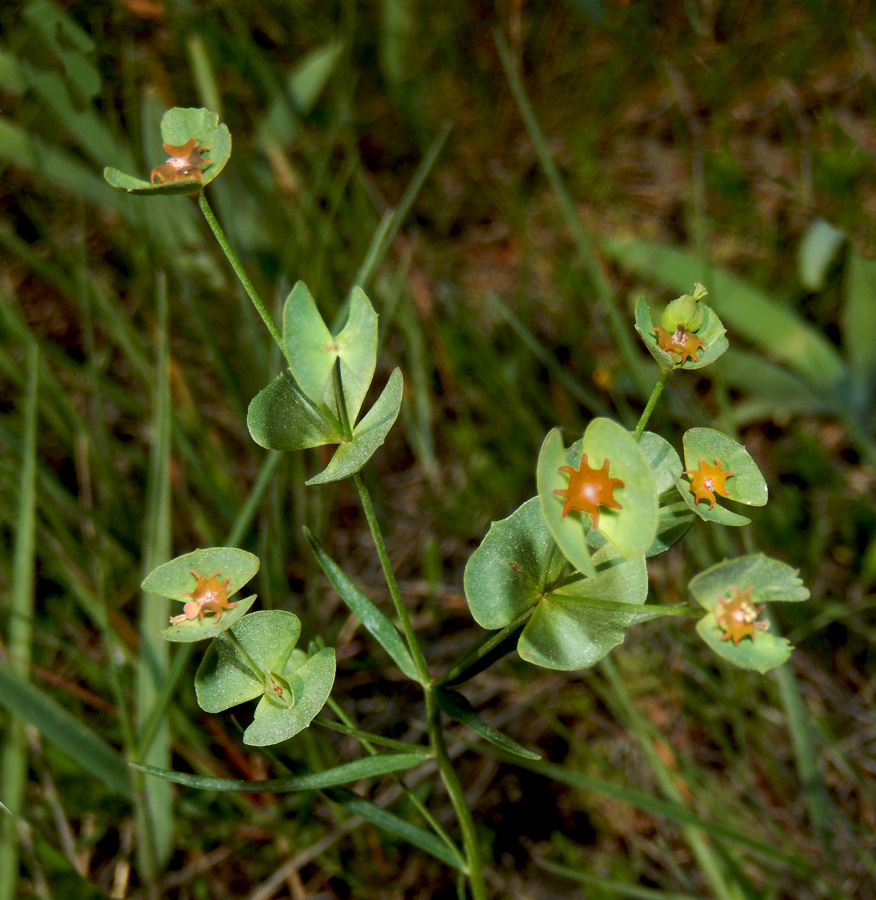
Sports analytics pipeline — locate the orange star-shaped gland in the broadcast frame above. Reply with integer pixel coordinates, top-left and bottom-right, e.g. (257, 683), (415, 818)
(714, 585), (769, 645)
(683, 456), (734, 509)
(653, 325), (705, 365)
(170, 570), (236, 625)
(554, 454), (624, 529)
(150, 138), (212, 184)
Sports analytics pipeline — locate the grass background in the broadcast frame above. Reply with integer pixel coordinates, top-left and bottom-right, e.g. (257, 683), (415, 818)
(1, 1), (875, 897)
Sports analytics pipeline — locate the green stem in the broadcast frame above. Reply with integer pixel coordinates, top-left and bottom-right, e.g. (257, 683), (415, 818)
(633, 368), (672, 440)
(197, 191), (290, 366)
(354, 472), (430, 686)
(425, 688), (488, 900)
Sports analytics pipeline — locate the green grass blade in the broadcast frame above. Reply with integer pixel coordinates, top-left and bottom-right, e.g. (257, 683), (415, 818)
(494, 30), (649, 399)
(0, 347), (38, 900)
(135, 275), (174, 876)
(0, 664), (131, 800)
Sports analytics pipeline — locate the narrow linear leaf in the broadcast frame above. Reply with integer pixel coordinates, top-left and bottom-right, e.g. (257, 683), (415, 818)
(326, 787), (463, 870)
(305, 528), (418, 680)
(436, 689), (541, 760)
(133, 753), (426, 792)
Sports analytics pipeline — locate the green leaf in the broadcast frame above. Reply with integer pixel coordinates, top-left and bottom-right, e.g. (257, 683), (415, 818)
(247, 369), (342, 450)
(0, 664), (130, 799)
(195, 610), (301, 713)
(305, 528), (418, 680)
(284, 282), (377, 423)
(247, 369), (343, 451)
(104, 107), (231, 194)
(288, 40), (344, 113)
(142, 548), (259, 600)
(306, 368), (403, 485)
(244, 647), (336, 746)
(537, 428), (596, 577)
(639, 431), (683, 494)
(436, 689), (541, 760)
(464, 496), (566, 630)
(133, 752), (425, 792)
(517, 547), (648, 670)
(327, 787), (463, 869)
(682, 427), (768, 507)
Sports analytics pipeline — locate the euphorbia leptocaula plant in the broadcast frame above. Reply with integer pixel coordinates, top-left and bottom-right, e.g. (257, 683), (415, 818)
(108, 109), (809, 899)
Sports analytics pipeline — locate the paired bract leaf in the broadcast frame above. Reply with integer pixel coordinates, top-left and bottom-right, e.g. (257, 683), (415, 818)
(142, 548), (260, 640)
(690, 555), (808, 673)
(247, 370), (342, 451)
(465, 496), (566, 630)
(539, 420), (657, 566)
(517, 546), (648, 670)
(635, 296), (728, 371)
(676, 428), (768, 524)
(284, 282), (377, 424)
(306, 368), (404, 485)
(248, 284), (401, 482)
(195, 611), (335, 746)
(104, 107), (231, 194)
(464, 496), (651, 671)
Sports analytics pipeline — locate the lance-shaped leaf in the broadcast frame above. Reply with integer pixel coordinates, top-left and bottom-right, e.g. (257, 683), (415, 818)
(304, 527), (418, 680)
(284, 282), (377, 424)
(436, 689), (541, 760)
(104, 107), (231, 194)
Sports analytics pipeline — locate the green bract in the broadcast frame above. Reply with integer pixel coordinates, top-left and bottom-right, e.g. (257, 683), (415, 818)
(141, 547), (260, 642)
(247, 283), (403, 484)
(635, 293), (728, 371)
(538, 419), (658, 570)
(195, 610), (336, 746)
(675, 427), (768, 525)
(689, 555), (808, 673)
(104, 108), (231, 195)
(464, 497), (650, 671)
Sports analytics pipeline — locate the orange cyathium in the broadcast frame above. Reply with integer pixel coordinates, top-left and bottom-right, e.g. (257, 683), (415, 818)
(554, 454), (624, 529)
(714, 585), (769, 645)
(684, 456), (734, 509)
(170, 570), (236, 625)
(151, 138), (212, 184)
(653, 325), (705, 365)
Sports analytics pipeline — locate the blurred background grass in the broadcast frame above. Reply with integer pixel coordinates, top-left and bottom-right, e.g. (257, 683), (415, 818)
(1, 1), (875, 898)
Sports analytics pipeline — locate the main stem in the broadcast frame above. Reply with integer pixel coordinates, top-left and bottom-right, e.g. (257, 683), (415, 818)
(354, 472), (486, 897)
(198, 191), (291, 367)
